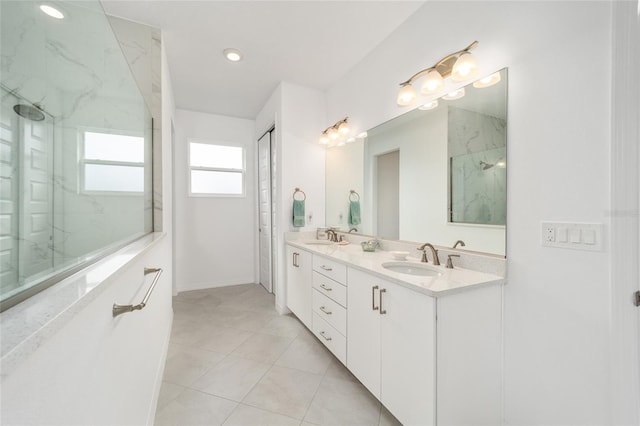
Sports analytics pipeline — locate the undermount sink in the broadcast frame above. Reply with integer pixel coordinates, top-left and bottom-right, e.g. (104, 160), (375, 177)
(300, 240), (333, 245)
(382, 262), (442, 277)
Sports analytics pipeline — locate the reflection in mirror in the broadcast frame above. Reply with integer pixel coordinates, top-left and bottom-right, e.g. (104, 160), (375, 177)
(325, 68), (507, 256)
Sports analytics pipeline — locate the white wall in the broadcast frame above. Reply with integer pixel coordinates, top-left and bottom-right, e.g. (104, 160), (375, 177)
(173, 109), (256, 292)
(255, 82), (326, 313)
(326, 1), (613, 424)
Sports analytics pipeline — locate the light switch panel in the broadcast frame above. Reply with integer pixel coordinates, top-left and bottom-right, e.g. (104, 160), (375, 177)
(541, 222), (603, 251)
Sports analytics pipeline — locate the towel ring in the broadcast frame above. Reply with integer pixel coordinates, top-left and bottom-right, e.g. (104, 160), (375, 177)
(294, 187), (306, 201)
(350, 190), (360, 202)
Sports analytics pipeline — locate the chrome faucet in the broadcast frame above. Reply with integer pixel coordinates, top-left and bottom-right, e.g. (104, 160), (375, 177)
(327, 229), (338, 242)
(453, 240), (466, 249)
(349, 228), (358, 233)
(417, 243), (440, 265)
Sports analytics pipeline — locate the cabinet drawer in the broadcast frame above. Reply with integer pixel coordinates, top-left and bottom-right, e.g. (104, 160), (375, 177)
(312, 312), (346, 365)
(312, 255), (347, 284)
(313, 271), (347, 307)
(312, 289), (347, 336)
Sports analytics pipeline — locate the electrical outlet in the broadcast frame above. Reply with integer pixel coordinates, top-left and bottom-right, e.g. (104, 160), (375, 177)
(545, 225), (555, 242)
(307, 211), (313, 225)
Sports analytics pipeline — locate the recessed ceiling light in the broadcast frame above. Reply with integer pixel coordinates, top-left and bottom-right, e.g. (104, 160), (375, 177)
(418, 100), (439, 111)
(40, 4), (64, 19)
(223, 48), (243, 62)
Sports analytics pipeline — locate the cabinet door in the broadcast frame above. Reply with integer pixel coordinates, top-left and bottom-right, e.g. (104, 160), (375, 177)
(380, 281), (436, 426)
(347, 268), (381, 399)
(286, 246), (312, 327)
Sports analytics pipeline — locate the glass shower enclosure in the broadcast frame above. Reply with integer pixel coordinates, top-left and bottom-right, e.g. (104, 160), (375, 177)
(0, 1), (153, 310)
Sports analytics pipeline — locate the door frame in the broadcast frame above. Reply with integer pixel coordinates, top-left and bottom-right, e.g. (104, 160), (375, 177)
(257, 126), (275, 294)
(610, 1), (640, 423)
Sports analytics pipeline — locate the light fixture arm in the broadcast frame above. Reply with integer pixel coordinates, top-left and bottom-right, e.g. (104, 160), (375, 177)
(322, 116), (349, 134)
(399, 41), (479, 86)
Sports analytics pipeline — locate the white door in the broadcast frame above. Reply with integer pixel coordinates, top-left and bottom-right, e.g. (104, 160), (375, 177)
(18, 108), (53, 280)
(258, 131), (273, 293)
(0, 93), (20, 293)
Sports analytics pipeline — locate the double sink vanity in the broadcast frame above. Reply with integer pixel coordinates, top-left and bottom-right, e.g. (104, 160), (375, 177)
(285, 233), (505, 426)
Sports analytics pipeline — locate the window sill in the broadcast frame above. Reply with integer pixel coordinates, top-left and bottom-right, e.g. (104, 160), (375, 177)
(0, 233), (166, 381)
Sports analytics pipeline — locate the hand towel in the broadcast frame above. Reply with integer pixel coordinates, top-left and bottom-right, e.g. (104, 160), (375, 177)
(293, 199), (305, 227)
(349, 200), (361, 226)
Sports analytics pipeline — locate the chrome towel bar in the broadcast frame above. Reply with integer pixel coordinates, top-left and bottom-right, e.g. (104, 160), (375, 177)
(112, 267), (163, 317)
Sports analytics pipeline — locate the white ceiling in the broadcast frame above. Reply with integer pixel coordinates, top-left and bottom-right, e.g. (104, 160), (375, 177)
(101, 1), (425, 119)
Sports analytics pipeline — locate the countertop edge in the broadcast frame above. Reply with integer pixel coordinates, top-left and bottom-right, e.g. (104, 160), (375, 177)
(286, 240), (505, 298)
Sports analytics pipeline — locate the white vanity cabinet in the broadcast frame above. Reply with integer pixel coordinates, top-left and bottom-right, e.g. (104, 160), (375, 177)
(286, 246), (312, 327)
(347, 267), (435, 425)
(311, 254), (348, 363)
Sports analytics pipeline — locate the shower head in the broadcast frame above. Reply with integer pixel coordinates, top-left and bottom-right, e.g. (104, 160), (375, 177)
(13, 104), (45, 121)
(479, 161), (494, 170)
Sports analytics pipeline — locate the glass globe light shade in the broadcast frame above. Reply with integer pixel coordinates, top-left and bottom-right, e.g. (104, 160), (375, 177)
(451, 52), (479, 82)
(396, 84), (417, 106)
(421, 70), (444, 94)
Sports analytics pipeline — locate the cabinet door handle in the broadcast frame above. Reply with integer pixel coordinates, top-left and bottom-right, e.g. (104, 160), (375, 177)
(293, 252), (299, 268)
(372, 285), (379, 311)
(320, 265), (333, 272)
(319, 331), (332, 341)
(379, 288), (387, 315)
(319, 306), (332, 315)
(320, 283), (332, 292)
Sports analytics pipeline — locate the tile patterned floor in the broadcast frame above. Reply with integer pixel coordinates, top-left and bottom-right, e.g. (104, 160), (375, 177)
(155, 284), (402, 426)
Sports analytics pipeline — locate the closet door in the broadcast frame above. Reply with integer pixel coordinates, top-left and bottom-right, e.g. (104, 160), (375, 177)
(257, 131), (272, 293)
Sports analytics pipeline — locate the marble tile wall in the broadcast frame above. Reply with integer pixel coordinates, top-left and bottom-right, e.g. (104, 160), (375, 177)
(448, 107), (507, 226)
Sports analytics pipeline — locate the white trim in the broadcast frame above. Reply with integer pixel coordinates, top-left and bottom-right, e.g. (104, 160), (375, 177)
(187, 139), (246, 197)
(610, 1), (640, 424)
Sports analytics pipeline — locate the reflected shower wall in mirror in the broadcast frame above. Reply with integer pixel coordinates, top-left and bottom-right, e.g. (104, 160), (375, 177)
(325, 68), (507, 256)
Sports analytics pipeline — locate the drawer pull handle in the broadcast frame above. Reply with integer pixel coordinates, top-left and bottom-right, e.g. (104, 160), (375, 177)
(372, 285), (379, 311)
(320, 265), (333, 271)
(319, 331), (332, 341)
(379, 288), (387, 315)
(319, 306), (332, 315)
(320, 284), (332, 291)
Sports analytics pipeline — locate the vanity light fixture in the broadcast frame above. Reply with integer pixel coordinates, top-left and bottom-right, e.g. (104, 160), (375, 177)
(318, 117), (349, 145)
(397, 41), (479, 106)
(442, 87), (465, 101)
(473, 71), (501, 88)
(40, 4), (64, 19)
(223, 48), (243, 62)
(418, 100), (439, 111)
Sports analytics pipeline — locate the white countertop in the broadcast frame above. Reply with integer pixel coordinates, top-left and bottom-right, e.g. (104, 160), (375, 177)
(287, 239), (504, 297)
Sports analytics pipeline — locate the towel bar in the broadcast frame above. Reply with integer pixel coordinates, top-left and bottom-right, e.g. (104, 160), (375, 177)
(112, 267), (163, 317)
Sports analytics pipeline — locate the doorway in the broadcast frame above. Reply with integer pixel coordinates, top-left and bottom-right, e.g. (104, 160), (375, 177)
(257, 128), (276, 294)
(376, 150), (399, 240)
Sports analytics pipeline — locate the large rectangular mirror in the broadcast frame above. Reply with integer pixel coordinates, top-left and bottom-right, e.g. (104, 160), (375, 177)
(325, 68), (507, 256)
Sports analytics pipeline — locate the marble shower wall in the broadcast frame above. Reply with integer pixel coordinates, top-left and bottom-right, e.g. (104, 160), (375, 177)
(448, 107), (507, 225)
(0, 1), (156, 298)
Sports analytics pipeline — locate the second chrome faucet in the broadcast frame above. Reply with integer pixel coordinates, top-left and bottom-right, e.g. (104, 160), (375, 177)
(417, 243), (440, 266)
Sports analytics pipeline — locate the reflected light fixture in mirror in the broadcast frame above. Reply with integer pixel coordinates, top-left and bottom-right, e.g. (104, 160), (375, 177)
(442, 88), (465, 100)
(419, 100), (439, 111)
(40, 4), (64, 19)
(473, 71), (501, 88)
(397, 41), (479, 106)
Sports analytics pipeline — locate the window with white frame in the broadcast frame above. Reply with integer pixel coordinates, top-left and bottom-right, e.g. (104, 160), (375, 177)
(81, 131), (145, 193)
(189, 141), (245, 196)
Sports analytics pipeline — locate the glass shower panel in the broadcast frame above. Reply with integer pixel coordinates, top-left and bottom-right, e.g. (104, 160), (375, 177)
(0, 1), (153, 308)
